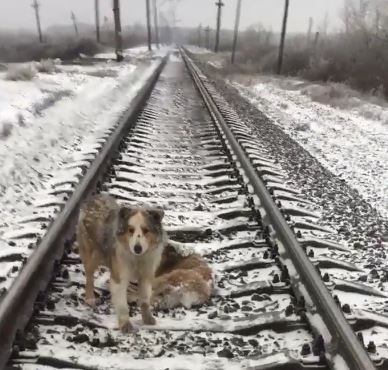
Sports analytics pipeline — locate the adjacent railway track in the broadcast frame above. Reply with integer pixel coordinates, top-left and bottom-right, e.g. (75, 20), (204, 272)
(0, 49), (386, 370)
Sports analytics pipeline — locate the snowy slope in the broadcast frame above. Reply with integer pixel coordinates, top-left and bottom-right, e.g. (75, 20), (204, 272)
(0, 50), (167, 246)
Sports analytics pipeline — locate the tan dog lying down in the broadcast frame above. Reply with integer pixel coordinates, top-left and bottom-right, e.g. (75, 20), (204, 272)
(127, 244), (214, 309)
(153, 244), (213, 309)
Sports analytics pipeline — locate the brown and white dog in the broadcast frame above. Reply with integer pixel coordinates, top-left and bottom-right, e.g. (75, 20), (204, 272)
(77, 194), (166, 333)
(151, 245), (213, 309)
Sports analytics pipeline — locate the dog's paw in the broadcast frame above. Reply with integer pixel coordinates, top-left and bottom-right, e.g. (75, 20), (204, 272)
(143, 314), (156, 326)
(120, 321), (137, 334)
(85, 297), (97, 307)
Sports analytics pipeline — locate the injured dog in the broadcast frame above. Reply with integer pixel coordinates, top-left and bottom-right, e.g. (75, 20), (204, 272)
(77, 194), (166, 332)
(127, 244), (214, 309)
(153, 244), (214, 309)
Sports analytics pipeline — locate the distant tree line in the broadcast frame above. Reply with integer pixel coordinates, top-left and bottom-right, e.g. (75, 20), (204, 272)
(184, 0), (388, 97)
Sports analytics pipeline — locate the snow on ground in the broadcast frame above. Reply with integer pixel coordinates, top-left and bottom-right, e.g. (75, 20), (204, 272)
(231, 75), (388, 218)
(0, 48), (167, 239)
(184, 45), (211, 55)
(94, 45), (170, 60)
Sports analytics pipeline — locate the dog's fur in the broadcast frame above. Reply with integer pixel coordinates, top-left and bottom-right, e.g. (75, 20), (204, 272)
(152, 245), (213, 309)
(77, 194), (166, 333)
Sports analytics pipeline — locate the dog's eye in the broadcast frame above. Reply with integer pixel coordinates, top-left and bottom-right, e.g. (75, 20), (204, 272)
(142, 227), (149, 234)
(128, 226), (135, 233)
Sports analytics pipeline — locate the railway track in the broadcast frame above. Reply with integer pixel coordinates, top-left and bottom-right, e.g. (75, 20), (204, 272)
(0, 49), (387, 370)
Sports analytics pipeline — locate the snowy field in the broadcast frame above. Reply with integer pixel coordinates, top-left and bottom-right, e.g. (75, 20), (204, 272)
(0, 47), (167, 243)
(232, 75), (388, 218)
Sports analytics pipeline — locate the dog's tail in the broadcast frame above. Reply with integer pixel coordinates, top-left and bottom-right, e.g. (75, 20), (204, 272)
(152, 269), (212, 309)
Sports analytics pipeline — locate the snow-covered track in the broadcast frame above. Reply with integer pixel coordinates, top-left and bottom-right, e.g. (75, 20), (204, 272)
(1, 51), (386, 370)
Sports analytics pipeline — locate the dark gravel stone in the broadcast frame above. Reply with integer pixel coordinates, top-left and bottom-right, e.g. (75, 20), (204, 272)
(217, 347), (234, 358)
(251, 293), (266, 301)
(231, 337), (245, 347)
(248, 339), (259, 347)
(241, 305), (253, 312)
(301, 343), (311, 356)
(208, 310), (218, 319)
(73, 333), (89, 344)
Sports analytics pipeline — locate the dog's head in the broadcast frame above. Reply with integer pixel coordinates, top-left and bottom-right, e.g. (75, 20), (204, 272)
(116, 206), (165, 256)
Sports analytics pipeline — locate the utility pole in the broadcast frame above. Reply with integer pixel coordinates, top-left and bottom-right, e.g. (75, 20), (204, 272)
(113, 0), (124, 62)
(313, 31), (320, 51)
(205, 26), (210, 49)
(71, 11), (79, 38)
(95, 0), (101, 43)
(32, 0), (43, 43)
(375, 8), (380, 34)
(146, 0), (152, 51)
(231, 0), (242, 64)
(307, 17), (313, 44)
(198, 24), (202, 47)
(153, 0), (160, 48)
(214, 0), (224, 52)
(277, 0), (289, 74)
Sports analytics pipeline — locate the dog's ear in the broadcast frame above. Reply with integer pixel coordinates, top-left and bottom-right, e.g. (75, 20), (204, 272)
(117, 206), (135, 235)
(148, 207), (165, 223)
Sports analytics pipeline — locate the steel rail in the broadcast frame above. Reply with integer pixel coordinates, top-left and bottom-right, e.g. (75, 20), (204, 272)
(181, 49), (376, 370)
(0, 56), (168, 369)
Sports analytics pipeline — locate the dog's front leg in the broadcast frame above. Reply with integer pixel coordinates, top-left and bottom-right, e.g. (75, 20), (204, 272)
(139, 279), (156, 325)
(110, 275), (134, 333)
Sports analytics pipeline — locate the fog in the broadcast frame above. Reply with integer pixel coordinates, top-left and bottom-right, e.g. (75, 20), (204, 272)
(0, 0), (343, 33)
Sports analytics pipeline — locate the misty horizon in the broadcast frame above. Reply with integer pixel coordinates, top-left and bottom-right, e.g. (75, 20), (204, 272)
(0, 0), (344, 35)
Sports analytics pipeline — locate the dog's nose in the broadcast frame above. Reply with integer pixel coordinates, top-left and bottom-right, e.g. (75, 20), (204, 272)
(134, 244), (142, 255)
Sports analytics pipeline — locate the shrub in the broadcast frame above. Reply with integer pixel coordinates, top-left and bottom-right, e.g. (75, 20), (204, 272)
(5, 64), (37, 81)
(35, 59), (58, 73)
(0, 122), (13, 139)
(0, 37), (101, 63)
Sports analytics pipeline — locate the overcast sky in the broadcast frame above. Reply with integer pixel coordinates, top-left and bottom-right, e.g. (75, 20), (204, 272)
(0, 0), (344, 33)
